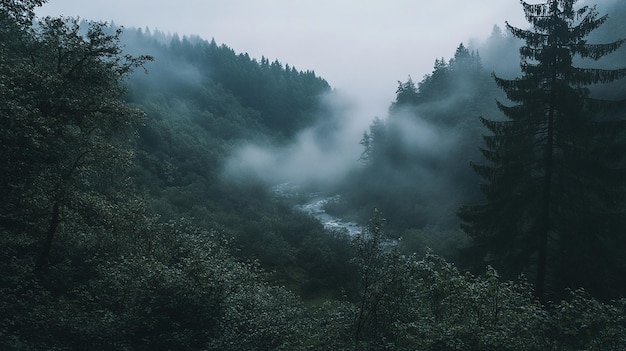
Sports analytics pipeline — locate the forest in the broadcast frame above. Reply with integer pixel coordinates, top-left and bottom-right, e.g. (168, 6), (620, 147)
(1, 0), (626, 349)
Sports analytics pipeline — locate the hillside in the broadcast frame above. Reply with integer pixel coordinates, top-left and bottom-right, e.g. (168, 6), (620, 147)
(2, 1), (626, 349)
(116, 27), (360, 297)
(329, 3), (626, 261)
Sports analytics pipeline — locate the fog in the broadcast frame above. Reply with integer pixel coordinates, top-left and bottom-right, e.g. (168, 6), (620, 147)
(223, 91), (371, 187)
(37, 0), (624, 118)
(37, 1), (533, 120)
(40, 0), (626, 228)
(221, 0), (626, 229)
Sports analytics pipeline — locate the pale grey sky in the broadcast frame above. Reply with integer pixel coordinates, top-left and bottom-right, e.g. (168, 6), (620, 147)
(37, 1), (533, 118)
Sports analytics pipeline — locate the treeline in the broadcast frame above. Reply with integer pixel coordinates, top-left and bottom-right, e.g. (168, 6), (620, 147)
(327, 43), (502, 262)
(124, 27), (330, 138)
(2, 0), (626, 349)
(332, 0), (626, 301)
(116, 25), (359, 297)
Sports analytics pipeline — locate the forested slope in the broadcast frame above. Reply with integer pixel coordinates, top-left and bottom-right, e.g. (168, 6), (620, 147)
(331, 0), (626, 265)
(122, 27), (340, 269)
(2, 1), (626, 349)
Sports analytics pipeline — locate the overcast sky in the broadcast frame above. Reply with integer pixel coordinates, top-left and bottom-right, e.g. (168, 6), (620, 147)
(37, 1), (535, 118)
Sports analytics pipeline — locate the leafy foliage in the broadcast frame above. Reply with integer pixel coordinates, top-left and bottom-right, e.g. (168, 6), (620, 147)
(0, 1), (156, 279)
(2, 1), (626, 349)
(320, 211), (626, 350)
(114, 27), (357, 298)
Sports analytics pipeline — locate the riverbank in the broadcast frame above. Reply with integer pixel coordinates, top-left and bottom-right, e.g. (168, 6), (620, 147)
(271, 183), (363, 236)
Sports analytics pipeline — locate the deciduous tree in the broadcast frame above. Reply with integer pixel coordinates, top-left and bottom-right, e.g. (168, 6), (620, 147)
(0, 0), (151, 270)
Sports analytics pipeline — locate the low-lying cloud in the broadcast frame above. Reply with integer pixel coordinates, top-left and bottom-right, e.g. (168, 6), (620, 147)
(222, 91), (373, 187)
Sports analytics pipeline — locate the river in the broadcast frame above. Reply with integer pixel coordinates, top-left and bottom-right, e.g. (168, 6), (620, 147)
(271, 183), (363, 236)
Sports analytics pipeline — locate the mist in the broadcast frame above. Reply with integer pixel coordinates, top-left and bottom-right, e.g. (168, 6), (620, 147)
(220, 26), (513, 229)
(110, 0), (626, 235)
(218, 0), (626, 233)
(223, 91), (373, 187)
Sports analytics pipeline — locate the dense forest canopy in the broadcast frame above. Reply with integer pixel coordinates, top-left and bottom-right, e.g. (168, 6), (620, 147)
(2, 0), (626, 349)
(331, 0), (626, 268)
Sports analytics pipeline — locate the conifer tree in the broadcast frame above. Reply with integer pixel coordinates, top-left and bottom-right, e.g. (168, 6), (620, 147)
(391, 76), (419, 109)
(458, 0), (626, 301)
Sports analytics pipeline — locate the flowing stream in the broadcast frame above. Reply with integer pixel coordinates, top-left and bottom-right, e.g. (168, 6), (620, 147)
(272, 183), (363, 236)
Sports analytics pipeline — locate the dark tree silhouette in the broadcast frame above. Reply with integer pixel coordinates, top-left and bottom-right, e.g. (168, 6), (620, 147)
(458, 0), (626, 301)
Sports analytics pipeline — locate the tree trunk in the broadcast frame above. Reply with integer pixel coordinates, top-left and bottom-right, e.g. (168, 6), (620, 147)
(536, 53), (558, 302)
(35, 201), (61, 271)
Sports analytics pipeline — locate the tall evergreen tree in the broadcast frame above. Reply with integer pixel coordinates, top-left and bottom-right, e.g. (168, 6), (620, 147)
(393, 76), (419, 108)
(458, 0), (626, 301)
